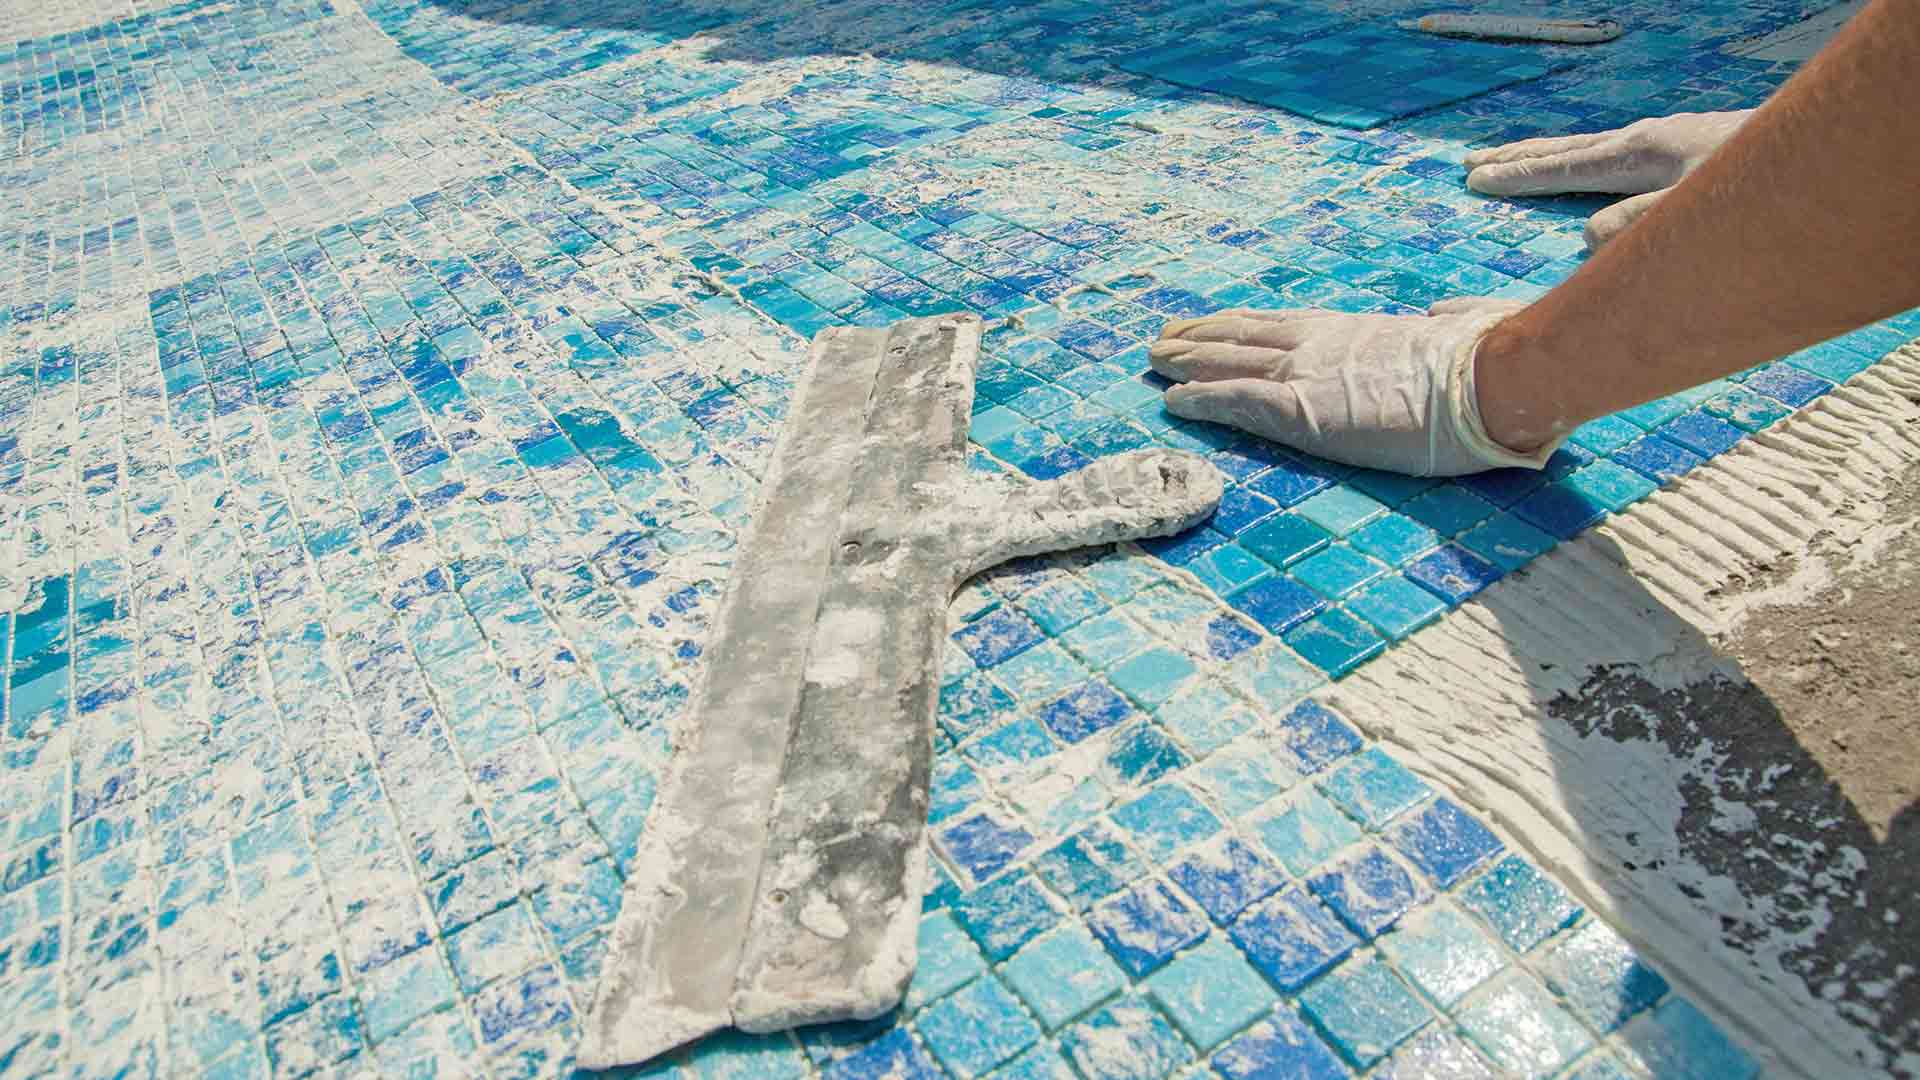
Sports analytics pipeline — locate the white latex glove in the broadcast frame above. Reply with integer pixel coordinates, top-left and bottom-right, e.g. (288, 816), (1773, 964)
(1152, 299), (1560, 477)
(1464, 110), (1753, 251)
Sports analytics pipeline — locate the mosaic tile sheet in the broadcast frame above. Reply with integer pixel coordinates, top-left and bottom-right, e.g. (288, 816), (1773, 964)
(3, 0), (1915, 1076)
(1117, 23), (1571, 129)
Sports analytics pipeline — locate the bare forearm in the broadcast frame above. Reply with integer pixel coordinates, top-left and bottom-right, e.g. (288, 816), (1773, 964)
(1478, 0), (1920, 451)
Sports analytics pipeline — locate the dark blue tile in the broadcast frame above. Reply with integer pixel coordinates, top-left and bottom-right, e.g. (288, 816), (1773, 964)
(1612, 434), (1704, 485)
(1138, 525), (1227, 566)
(1512, 480), (1607, 541)
(1228, 576), (1324, 634)
(1743, 363), (1831, 407)
(1021, 443), (1095, 480)
(1405, 545), (1502, 606)
(1660, 410), (1744, 457)
(1228, 888), (1358, 992)
(1089, 881), (1208, 977)
(1456, 467), (1546, 509)
(1247, 459), (1334, 506)
(1269, 700), (1363, 774)
(953, 605), (1044, 667)
(1169, 836), (1287, 923)
(1203, 614), (1262, 662)
(940, 812), (1036, 882)
(825, 1027), (942, 1080)
(1211, 1010), (1347, 1080)
(1306, 847), (1429, 938)
(1211, 486), (1281, 535)
(1209, 441), (1291, 482)
(1055, 319), (1134, 360)
(1039, 680), (1135, 743)
(1384, 797), (1504, 888)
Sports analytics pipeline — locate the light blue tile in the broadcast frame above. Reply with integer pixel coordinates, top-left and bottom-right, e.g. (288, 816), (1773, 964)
(1317, 747), (1432, 829)
(915, 978), (1041, 1079)
(1251, 788), (1363, 878)
(1002, 924), (1126, 1030)
(1143, 936), (1273, 1050)
(1377, 902), (1506, 1007)
(1298, 956), (1431, 1067)
(1461, 856), (1583, 952)
(1456, 972), (1593, 1080)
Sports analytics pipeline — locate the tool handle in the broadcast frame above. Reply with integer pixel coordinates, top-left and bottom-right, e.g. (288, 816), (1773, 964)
(1404, 13), (1624, 42)
(953, 448), (1224, 582)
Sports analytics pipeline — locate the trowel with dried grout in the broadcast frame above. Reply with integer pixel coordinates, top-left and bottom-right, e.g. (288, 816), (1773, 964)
(576, 314), (1224, 1069)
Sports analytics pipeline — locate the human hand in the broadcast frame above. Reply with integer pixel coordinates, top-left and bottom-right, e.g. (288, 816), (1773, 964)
(1464, 110), (1753, 250)
(1151, 300), (1560, 477)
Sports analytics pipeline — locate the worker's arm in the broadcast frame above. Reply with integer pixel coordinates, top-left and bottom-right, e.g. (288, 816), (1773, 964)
(1156, 0), (1920, 475)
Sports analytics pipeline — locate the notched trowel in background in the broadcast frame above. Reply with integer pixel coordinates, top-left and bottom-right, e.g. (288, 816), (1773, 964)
(577, 314), (1224, 1069)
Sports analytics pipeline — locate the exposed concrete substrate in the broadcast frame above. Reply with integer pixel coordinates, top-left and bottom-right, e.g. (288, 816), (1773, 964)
(1323, 346), (1920, 1077)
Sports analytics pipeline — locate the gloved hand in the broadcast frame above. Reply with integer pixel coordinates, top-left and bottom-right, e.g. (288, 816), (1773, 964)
(1152, 299), (1561, 477)
(1464, 110), (1753, 250)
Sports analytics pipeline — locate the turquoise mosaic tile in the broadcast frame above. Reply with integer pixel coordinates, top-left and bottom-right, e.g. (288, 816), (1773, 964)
(0, 0), (1881, 1073)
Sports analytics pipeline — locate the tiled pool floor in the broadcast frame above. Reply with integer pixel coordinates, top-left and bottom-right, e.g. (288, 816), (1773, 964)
(1, 0), (1911, 1075)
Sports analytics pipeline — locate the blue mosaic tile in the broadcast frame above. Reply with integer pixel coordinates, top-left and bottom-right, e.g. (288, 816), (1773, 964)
(1002, 923), (1126, 1031)
(1457, 972), (1594, 1079)
(1405, 544), (1504, 606)
(1317, 747), (1432, 829)
(824, 1029), (943, 1080)
(1282, 608), (1386, 677)
(1143, 936), (1274, 1050)
(1462, 856), (1584, 952)
(1118, 24), (1568, 129)
(1211, 1010), (1348, 1080)
(1089, 881), (1209, 978)
(1032, 825), (1145, 914)
(915, 977), (1041, 1078)
(1371, 1029), (1501, 1080)
(991, 1044), (1079, 1080)
(1297, 956), (1431, 1067)
(1168, 835), (1287, 924)
(1268, 700), (1364, 775)
(1537, 921), (1671, 1034)
(1110, 783), (1221, 863)
(905, 912), (987, 1010)
(941, 812), (1038, 882)
(1251, 790), (1364, 880)
(1377, 902), (1507, 1008)
(952, 873), (1062, 962)
(1060, 998), (1193, 1080)
(1227, 576), (1325, 635)
(1227, 889), (1358, 992)
(1038, 680), (1137, 744)
(1616, 999), (1759, 1080)
(1184, 742), (1294, 818)
(1343, 575), (1448, 640)
(1457, 513), (1558, 573)
(1384, 797), (1504, 888)
(954, 606), (1046, 667)
(3, 0), (1857, 1072)
(1306, 847), (1431, 939)
(1347, 515), (1441, 566)
(1108, 647), (1199, 708)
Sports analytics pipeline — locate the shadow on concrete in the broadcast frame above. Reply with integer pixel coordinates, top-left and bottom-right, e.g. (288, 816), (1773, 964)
(1476, 529), (1918, 1071)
